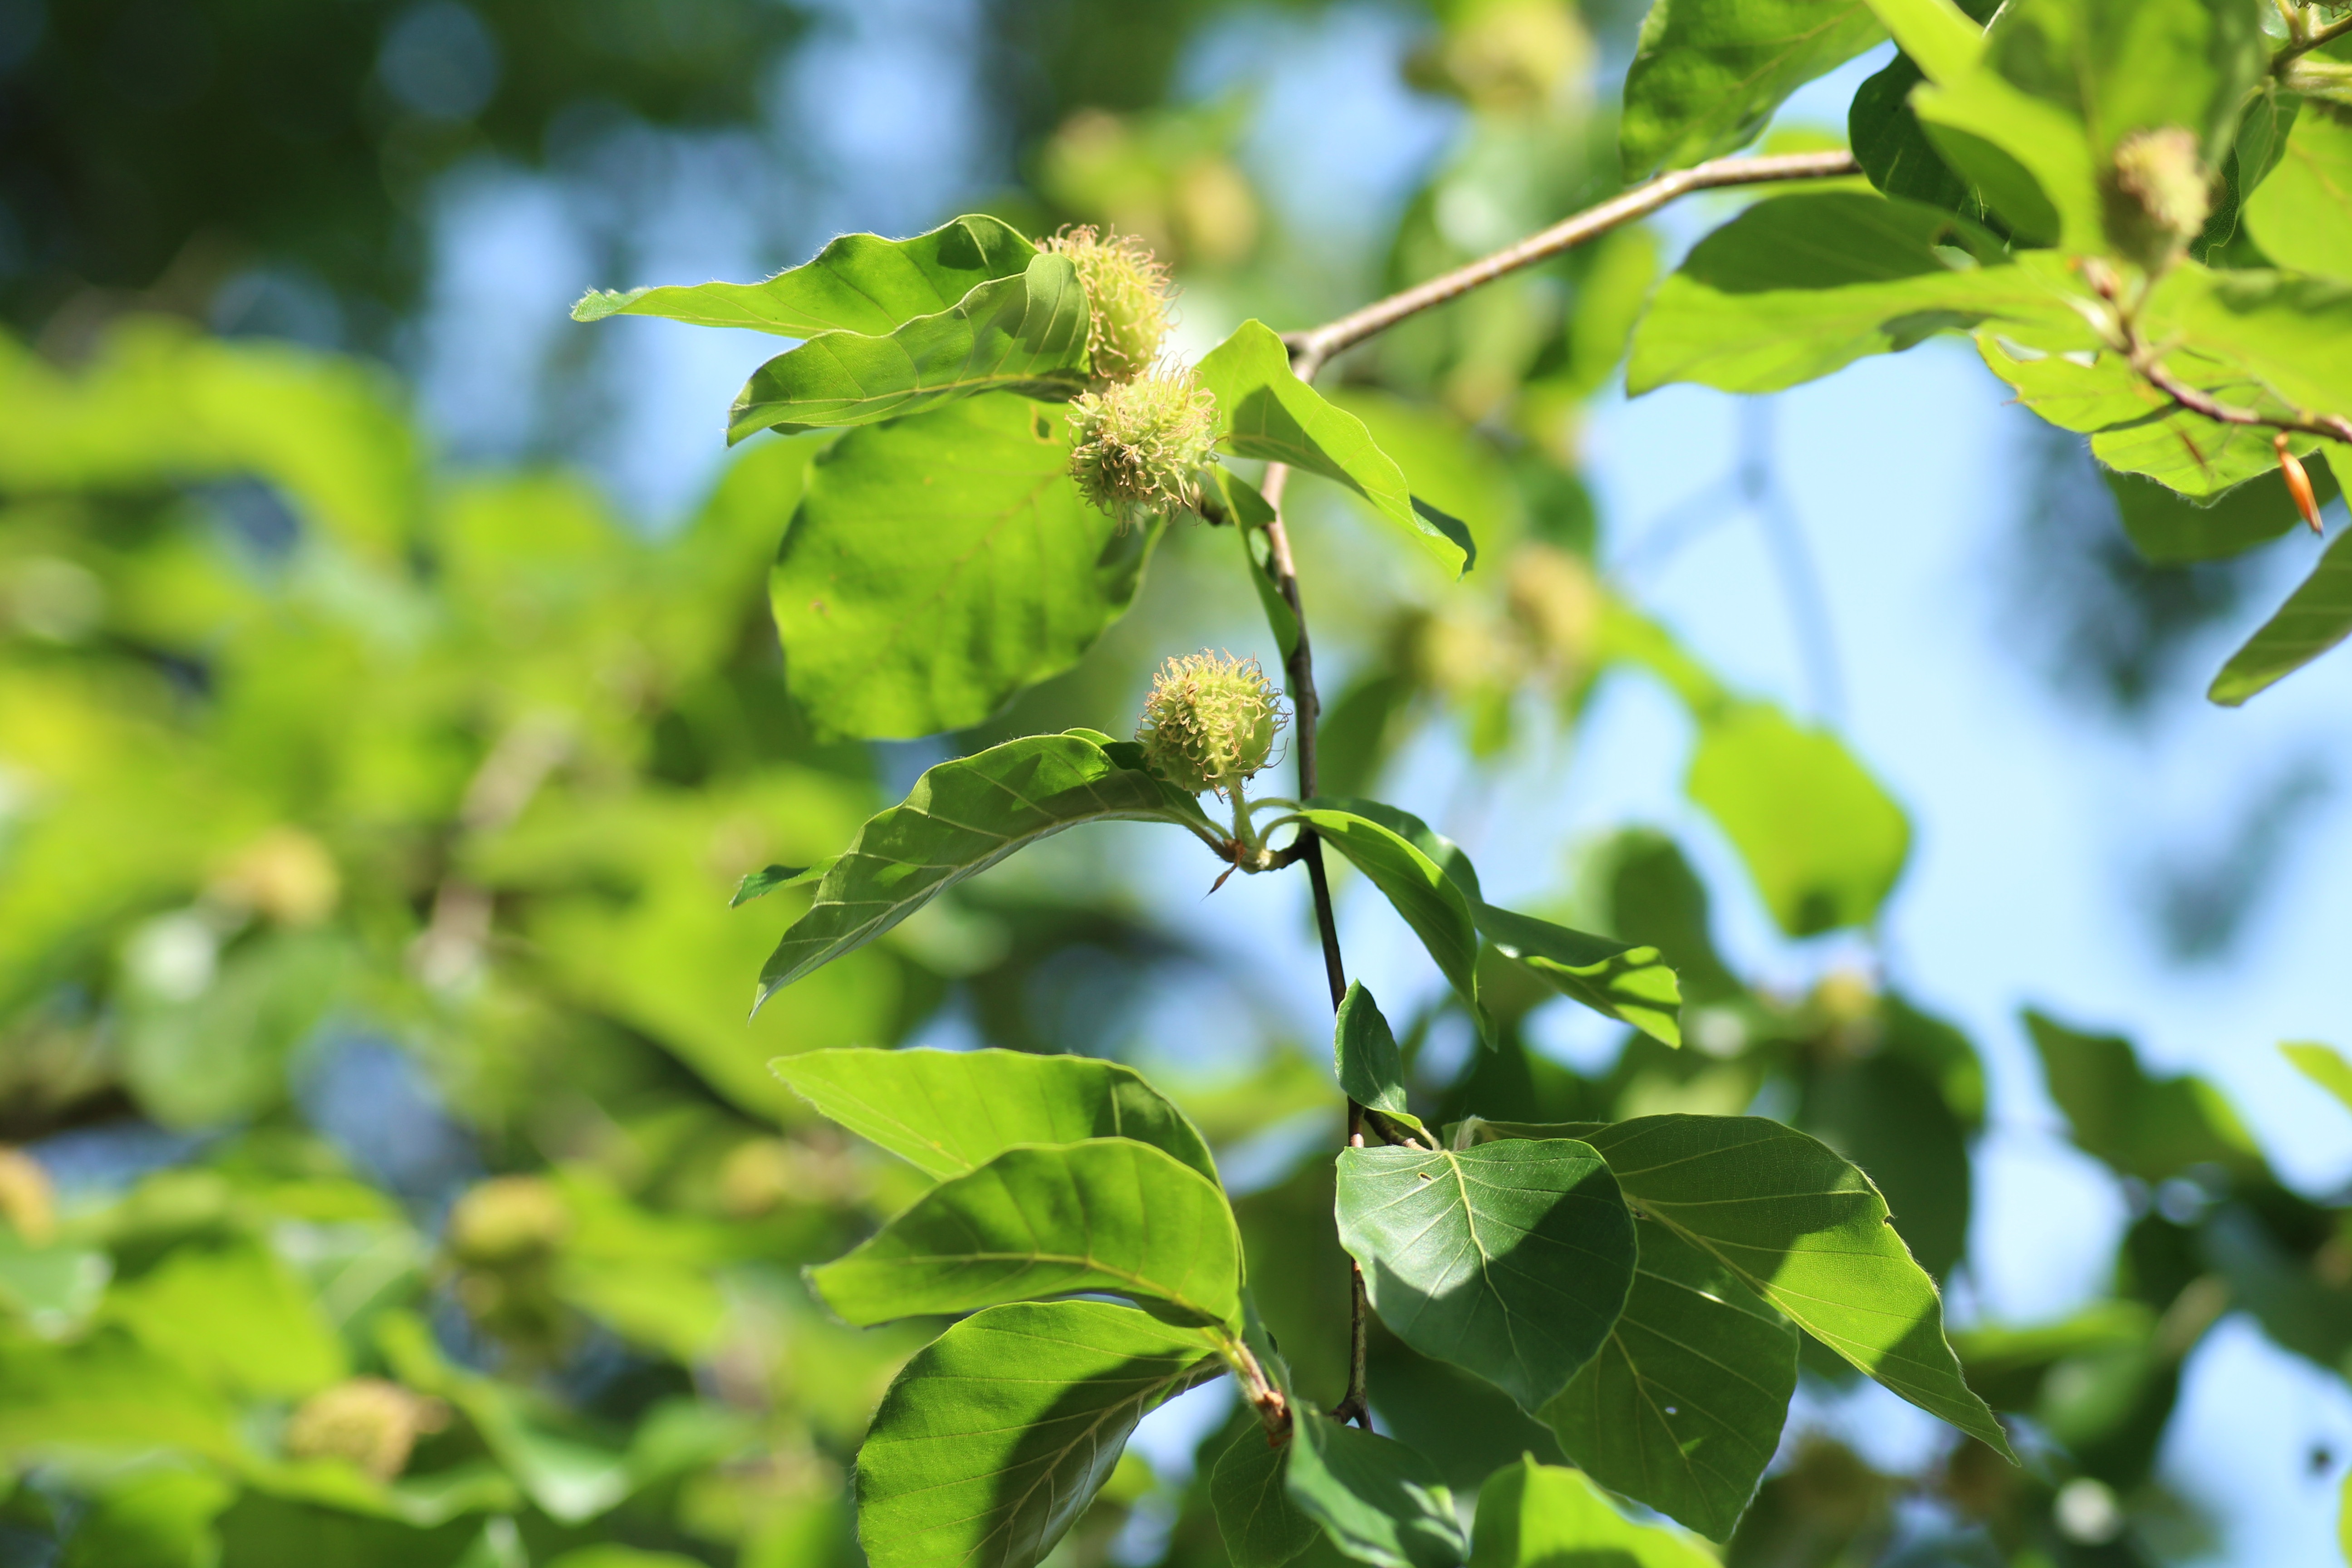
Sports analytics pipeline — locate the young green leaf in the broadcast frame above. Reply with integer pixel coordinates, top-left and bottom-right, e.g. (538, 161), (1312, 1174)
(2246, 108), (2352, 279)
(1627, 193), (2085, 397)
(1307, 797), (1479, 900)
(757, 731), (1220, 1004)
(1196, 321), (1472, 577)
(1618, 0), (1888, 179)
(1289, 807), (1489, 1045)
(1210, 1424), (1323, 1568)
(1541, 1217), (1797, 1541)
(807, 1138), (1244, 1329)
(1684, 701), (1910, 936)
(1335, 983), (1420, 1132)
(729, 862), (824, 908)
(1577, 1115), (2014, 1459)
(771, 1046), (1218, 1183)
(2283, 1042), (2352, 1117)
(772, 396), (1157, 740)
(726, 252), (1089, 440)
(571, 214), (1035, 337)
(1859, 0), (1983, 85)
(2208, 528), (2352, 706)
(856, 1301), (1225, 1568)
(1469, 1457), (1716, 1568)
(1470, 902), (1681, 1049)
(1335, 1139), (1636, 1412)
(1284, 1411), (1468, 1568)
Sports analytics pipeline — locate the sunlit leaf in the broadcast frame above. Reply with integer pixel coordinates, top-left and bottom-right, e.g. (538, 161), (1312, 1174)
(1543, 1217), (1797, 1540)
(1469, 1456), (1717, 1568)
(2283, 1042), (2352, 1117)
(104, 1238), (348, 1397)
(1470, 902), (1681, 1048)
(572, 214), (1035, 337)
(1284, 1411), (1467, 1568)
(856, 1301), (1224, 1568)
(808, 1138), (1244, 1329)
(1336, 1139), (1635, 1411)
(1291, 807), (1488, 1044)
(2247, 105), (2352, 279)
(1618, 0), (1886, 178)
(773, 1046), (1217, 1183)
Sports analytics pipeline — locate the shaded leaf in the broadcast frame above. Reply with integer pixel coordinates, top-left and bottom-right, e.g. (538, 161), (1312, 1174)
(2209, 526), (2352, 705)
(1336, 984), (1421, 1132)
(2247, 104), (2352, 279)
(573, 214), (1035, 337)
(772, 396), (1157, 739)
(1292, 807), (1488, 1044)
(726, 254), (1090, 440)
(730, 862), (823, 907)
(2025, 1010), (2263, 1180)
(1307, 797), (1480, 900)
(808, 1138), (1244, 1329)
(1618, 0), (1886, 178)
(1285, 1411), (1467, 1568)
(1574, 1115), (2012, 1456)
(1237, 514), (1302, 662)
(1544, 1217), (1797, 1541)
(1850, 53), (1989, 223)
(757, 731), (1219, 1004)
(1470, 901), (1681, 1048)
(1197, 321), (1470, 576)
(857, 1301), (1225, 1568)
(1469, 1457), (1716, 1568)
(1335, 1139), (1636, 1411)
(1211, 1423), (1323, 1568)
(772, 1046), (1217, 1183)
(2109, 455), (2338, 565)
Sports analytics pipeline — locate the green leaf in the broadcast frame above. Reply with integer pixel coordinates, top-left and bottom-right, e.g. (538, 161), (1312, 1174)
(1211, 1423), (1323, 1568)
(2208, 525), (2352, 705)
(1307, 797), (1480, 900)
(1284, 1411), (1468, 1568)
(730, 862), (823, 907)
(2283, 1042), (2352, 1116)
(2110, 456), (2337, 565)
(1470, 902), (1682, 1049)
(807, 1138), (1244, 1329)
(1291, 807), (1488, 1044)
(1850, 53), (1991, 222)
(856, 1301), (1225, 1568)
(771, 1045), (1218, 1183)
(103, 1237), (348, 1397)
(1238, 514), (1303, 662)
(757, 731), (1218, 1003)
(1617, 0), (1887, 178)
(1196, 321), (1471, 577)
(0, 1232), (110, 1338)
(1860, 0), (1984, 84)
(2151, 265), (2352, 416)
(2246, 105), (2352, 278)
(1685, 701), (1910, 936)
(1335, 1139), (1636, 1411)
(772, 397), (1158, 739)
(727, 253), (1089, 440)
(2024, 1010), (2263, 1180)
(1469, 1457), (1717, 1568)
(1336, 983), (1421, 1132)
(1627, 193), (2086, 397)
(1543, 1217), (1798, 1541)
(572, 214), (1035, 337)
(1576, 1115), (2013, 1457)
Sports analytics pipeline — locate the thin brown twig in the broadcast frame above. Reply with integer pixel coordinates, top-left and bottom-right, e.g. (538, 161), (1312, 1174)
(1282, 149), (1861, 380)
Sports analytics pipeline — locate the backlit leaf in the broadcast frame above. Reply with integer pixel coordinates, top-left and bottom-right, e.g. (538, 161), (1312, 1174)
(2246, 106), (2352, 279)
(856, 1301), (1225, 1568)
(1291, 807), (1488, 1044)
(1469, 1457), (1716, 1568)
(1470, 902), (1681, 1048)
(772, 1046), (1217, 1183)
(1335, 1139), (1636, 1411)
(1618, 0), (1886, 178)
(2283, 1042), (2352, 1117)
(1284, 1411), (1468, 1568)
(807, 1138), (1244, 1329)
(757, 731), (1220, 1004)
(2109, 456), (2337, 565)
(2208, 527), (2352, 705)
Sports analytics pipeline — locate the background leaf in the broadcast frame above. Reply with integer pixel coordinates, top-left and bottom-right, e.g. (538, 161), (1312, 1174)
(807, 1138), (1244, 1329)
(1468, 1457), (1716, 1568)
(573, 214), (1034, 336)
(1617, 0), (1886, 178)
(856, 1301), (1224, 1568)
(1542, 1217), (1797, 1540)
(726, 254), (1090, 439)
(2025, 1010), (2263, 1180)
(2283, 1042), (2352, 1116)
(1336, 1139), (1636, 1411)
(771, 396), (1153, 739)
(758, 731), (1218, 1001)
(774, 1046), (1219, 1182)
(1284, 1411), (1467, 1568)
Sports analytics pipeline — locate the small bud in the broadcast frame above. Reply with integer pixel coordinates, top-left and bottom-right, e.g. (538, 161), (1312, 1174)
(1136, 651), (1286, 798)
(285, 1378), (449, 1481)
(445, 1175), (569, 1265)
(1042, 226), (1173, 383)
(2106, 127), (2210, 261)
(2277, 433), (2324, 536)
(1067, 368), (1219, 530)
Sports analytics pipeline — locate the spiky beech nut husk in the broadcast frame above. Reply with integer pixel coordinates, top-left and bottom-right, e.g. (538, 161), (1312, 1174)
(285, 1378), (449, 1480)
(1136, 651), (1286, 798)
(1042, 225), (1173, 382)
(446, 1175), (569, 1265)
(2106, 126), (2211, 261)
(1067, 368), (1219, 530)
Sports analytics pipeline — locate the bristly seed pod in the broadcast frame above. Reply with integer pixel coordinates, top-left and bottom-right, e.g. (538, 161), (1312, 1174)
(1136, 651), (1286, 798)
(2278, 432), (2324, 536)
(2107, 126), (2211, 260)
(1042, 226), (1173, 383)
(1067, 368), (1219, 530)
